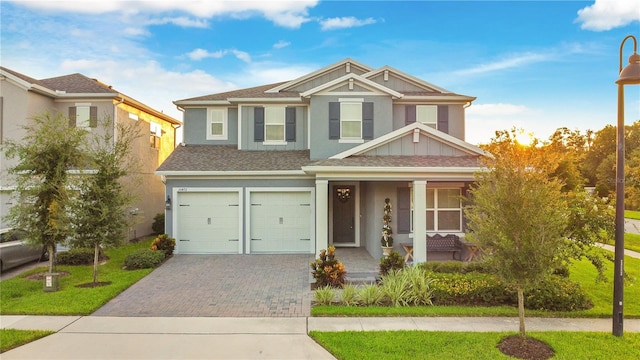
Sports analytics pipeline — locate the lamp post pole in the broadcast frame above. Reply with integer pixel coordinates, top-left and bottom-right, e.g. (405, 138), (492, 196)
(613, 34), (640, 337)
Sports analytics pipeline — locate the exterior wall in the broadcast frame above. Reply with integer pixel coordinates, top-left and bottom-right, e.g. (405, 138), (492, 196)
(182, 107), (239, 146)
(368, 73), (425, 92)
(163, 177), (315, 237)
(309, 95), (393, 160)
(361, 133), (470, 156)
(287, 64), (368, 93)
(240, 105), (308, 151)
(392, 104), (466, 141)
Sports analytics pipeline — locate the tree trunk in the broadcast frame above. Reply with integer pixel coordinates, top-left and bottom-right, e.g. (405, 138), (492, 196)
(47, 243), (55, 273)
(93, 242), (100, 285)
(518, 286), (526, 337)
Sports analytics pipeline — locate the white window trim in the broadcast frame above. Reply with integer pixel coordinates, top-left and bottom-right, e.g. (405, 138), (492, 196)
(207, 108), (228, 140)
(339, 98), (364, 141)
(74, 102), (92, 129)
(416, 105), (438, 129)
(409, 186), (463, 234)
(263, 106), (286, 144)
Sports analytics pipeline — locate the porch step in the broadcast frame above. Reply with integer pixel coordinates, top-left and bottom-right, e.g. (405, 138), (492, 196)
(345, 271), (379, 285)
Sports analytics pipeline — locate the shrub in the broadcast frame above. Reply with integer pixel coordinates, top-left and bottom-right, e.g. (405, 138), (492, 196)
(57, 248), (107, 265)
(124, 248), (165, 270)
(419, 260), (490, 274)
(150, 234), (175, 257)
(310, 246), (346, 288)
(402, 266), (434, 306)
(380, 269), (410, 307)
(151, 213), (165, 235)
(379, 251), (405, 276)
(340, 284), (359, 306)
(314, 285), (337, 306)
(357, 284), (384, 306)
(525, 276), (590, 311)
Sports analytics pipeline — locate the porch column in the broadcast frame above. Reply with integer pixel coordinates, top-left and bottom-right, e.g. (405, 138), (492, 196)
(315, 179), (329, 253)
(413, 180), (427, 264)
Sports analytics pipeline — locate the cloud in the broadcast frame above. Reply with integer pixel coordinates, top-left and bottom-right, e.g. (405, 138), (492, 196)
(576, 0), (640, 31)
(320, 16), (377, 30)
(454, 52), (551, 76)
(10, 0), (318, 28)
(273, 40), (291, 49)
(186, 49), (251, 63)
(145, 16), (209, 28)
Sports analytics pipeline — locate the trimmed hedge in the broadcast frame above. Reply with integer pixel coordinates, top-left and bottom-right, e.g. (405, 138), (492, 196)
(124, 249), (165, 270)
(57, 248), (107, 265)
(429, 272), (590, 311)
(419, 260), (490, 274)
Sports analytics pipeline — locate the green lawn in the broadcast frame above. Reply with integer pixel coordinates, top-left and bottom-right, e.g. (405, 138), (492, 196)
(0, 238), (155, 315)
(626, 210), (640, 220)
(625, 233), (640, 254)
(0, 329), (54, 353)
(313, 254), (640, 318)
(309, 331), (640, 360)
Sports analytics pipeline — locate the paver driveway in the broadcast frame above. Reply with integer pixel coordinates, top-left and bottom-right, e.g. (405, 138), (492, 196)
(92, 254), (315, 317)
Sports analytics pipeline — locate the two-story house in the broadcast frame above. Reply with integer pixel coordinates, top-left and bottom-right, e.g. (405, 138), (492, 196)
(0, 66), (181, 240)
(158, 58), (486, 263)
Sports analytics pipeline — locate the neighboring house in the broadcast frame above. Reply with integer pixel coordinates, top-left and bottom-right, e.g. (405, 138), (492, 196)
(0, 66), (181, 240)
(158, 58), (486, 263)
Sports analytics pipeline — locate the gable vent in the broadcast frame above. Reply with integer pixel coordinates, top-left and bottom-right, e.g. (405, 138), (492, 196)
(384, 70), (389, 81)
(346, 62), (351, 73)
(349, 78), (354, 90)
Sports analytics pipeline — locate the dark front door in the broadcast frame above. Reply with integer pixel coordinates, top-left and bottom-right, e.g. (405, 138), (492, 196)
(332, 185), (355, 245)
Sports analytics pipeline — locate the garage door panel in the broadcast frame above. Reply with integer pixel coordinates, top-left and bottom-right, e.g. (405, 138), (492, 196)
(177, 192), (240, 254)
(250, 192), (313, 254)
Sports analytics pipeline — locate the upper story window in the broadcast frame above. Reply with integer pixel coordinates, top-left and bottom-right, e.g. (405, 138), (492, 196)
(427, 188), (461, 231)
(150, 122), (161, 150)
(69, 104), (97, 129)
(207, 108), (227, 140)
(265, 106), (285, 142)
(329, 99), (373, 142)
(416, 105), (438, 129)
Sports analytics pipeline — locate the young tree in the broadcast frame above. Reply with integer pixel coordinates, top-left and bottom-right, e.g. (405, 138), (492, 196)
(468, 132), (569, 338)
(2, 112), (87, 273)
(70, 117), (140, 285)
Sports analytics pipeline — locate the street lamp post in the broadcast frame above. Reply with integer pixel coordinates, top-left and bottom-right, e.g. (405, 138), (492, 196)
(613, 34), (640, 337)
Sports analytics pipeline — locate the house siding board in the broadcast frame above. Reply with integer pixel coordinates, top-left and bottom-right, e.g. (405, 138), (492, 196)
(184, 108), (237, 145)
(241, 106), (306, 151)
(287, 65), (367, 93)
(369, 73), (425, 92)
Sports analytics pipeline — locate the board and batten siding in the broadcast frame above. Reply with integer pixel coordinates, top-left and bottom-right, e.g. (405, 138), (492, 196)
(240, 106), (308, 151)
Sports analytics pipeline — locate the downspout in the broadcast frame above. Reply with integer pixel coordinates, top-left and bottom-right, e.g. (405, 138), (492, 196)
(174, 105), (184, 148)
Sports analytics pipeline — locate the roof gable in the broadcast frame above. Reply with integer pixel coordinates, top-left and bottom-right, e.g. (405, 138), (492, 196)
(300, 73), (403, 98)
(364, 66), (452, 94)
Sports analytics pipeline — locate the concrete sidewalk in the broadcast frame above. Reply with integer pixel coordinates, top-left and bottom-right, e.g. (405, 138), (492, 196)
(3, 316), (640, 359)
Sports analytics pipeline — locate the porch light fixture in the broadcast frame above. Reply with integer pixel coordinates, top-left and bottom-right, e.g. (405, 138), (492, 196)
(613, 34), (640, 337)
(165, 195), (172, 210)
(336, 188), (351, 202)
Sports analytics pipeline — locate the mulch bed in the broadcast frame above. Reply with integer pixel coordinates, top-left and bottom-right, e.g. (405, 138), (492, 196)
(498, 335), (555, 360)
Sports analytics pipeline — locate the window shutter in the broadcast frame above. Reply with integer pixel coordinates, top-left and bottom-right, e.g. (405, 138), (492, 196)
(437, 105), (448, 133)
(254, 107), (264, 142)
(362, 102), (374, 140)
(329, 102), (340, 139)
(405, 105), (416, 125)
(397, 187), (411, 234)
(285, 107), (296, 142)
(68, 107), (77, 127)
(89, 106), (98, 128)
(461, 182), (471, 232)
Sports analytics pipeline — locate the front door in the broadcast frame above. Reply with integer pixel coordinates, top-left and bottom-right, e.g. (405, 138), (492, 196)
(332, 185), (356, 246)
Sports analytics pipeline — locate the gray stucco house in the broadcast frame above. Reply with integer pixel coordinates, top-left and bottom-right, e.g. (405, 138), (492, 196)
(157, 58), (486, 263)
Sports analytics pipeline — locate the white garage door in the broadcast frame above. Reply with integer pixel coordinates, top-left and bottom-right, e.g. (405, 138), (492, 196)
(249, 192), (313, 254)
(177, 192), (240, 254)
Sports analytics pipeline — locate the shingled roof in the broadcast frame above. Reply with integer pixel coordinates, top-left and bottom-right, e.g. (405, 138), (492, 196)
(310, 155), (482, 168)
(39, 73), (116, 94)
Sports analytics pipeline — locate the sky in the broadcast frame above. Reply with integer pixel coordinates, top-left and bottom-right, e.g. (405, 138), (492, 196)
(1, 0), (639, 145)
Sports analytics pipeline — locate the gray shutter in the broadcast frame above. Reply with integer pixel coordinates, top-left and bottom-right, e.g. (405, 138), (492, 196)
(285, 107), (296, 142)
(254, 107), (264, 142)
(362, 102), (373, 140)
(329, 102), (340, 139)
(461, 182), (471, 232)
(437, 105), (448, 133)
(397, 187), (411, 234)
(89, 106), (98, 128)
(68, 107), (77, 127)
(405, 105), (416, 125)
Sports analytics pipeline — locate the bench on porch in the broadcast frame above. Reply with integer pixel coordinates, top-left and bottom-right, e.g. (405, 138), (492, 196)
(400, 234), (463, 262)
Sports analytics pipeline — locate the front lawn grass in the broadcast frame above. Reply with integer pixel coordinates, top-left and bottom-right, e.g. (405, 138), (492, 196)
(312, 253), (640, 318)
(0, 329), (54, 353)
(625, 210), (640, 220)
(0, 238), (155, 315)
(626, 233), (640, 253)
(309, 331), (640, 360)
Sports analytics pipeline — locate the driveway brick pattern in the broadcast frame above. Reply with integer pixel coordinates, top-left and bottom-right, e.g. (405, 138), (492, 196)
(92, 254), (314, 317)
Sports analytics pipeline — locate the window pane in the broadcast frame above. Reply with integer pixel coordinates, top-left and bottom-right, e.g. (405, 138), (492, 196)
(77, 106), (90, 127)
(210, 109), (223, 122)
(426, 189), (435, 208)
(211, 123), (223, 136)
(341, 103), (361, 120)
(438, 210), (460, 230)
(417, 105), (437, 126)
(265, 107), (285, 125)
(427, 210), (434, 231)
(266, 125), (284, 141)
(438, 189), (461, 208)
(341, 120), (361, 138)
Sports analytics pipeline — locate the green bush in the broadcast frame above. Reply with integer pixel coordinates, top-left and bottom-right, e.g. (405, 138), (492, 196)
(379, 251), (405, 276)
(429, 272), (590, 311)
(313, 285), (337, 306)
(357, 284), (384, 306)
(124, 248), (165, 270)
(150, 234), (175, 257)
(310, 246), (346, 288)
(339, 284), (359, 306)
(419, 260), (490, 274)
(57, 248), (107, 265)
(151, 213), (165, 235)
